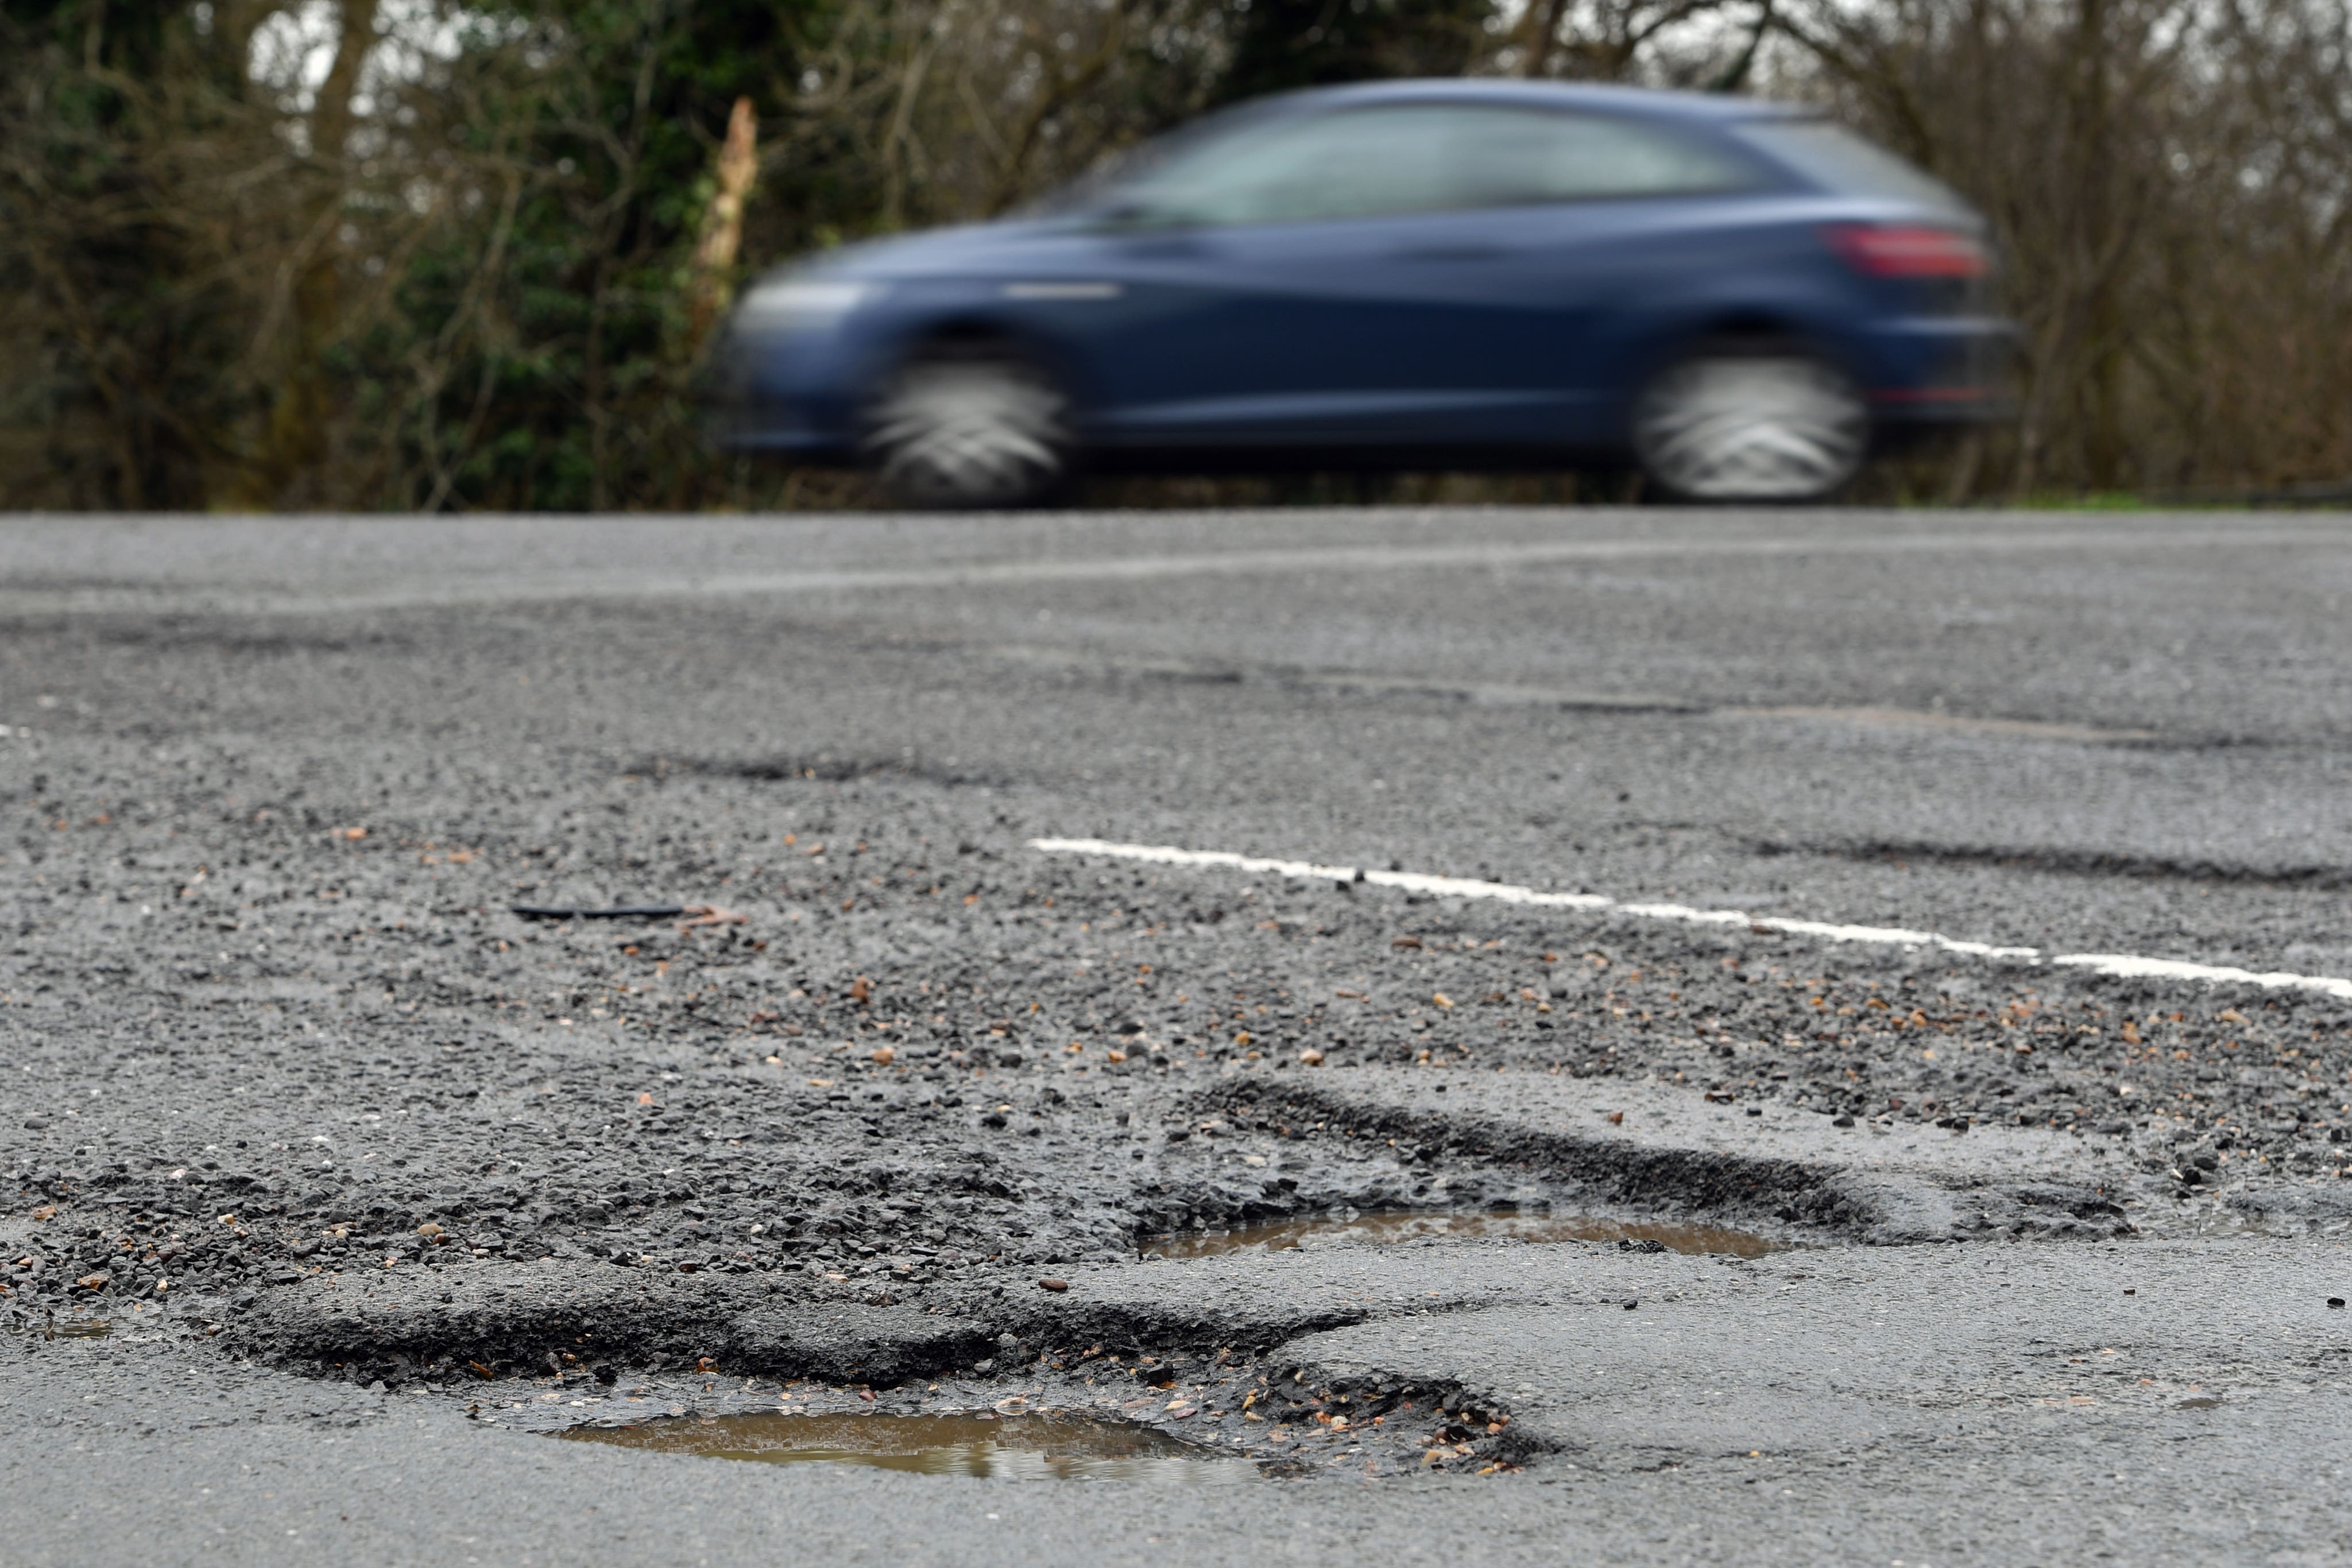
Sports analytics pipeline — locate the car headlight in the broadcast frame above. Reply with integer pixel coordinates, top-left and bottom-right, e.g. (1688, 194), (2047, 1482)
(734, 278), (879, 330)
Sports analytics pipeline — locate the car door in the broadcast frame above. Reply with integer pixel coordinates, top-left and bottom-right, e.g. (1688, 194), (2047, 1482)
(1050, 103), (1762, 450)
(1064, 104), (1480, 447)
(1357, 107), (1774, 445)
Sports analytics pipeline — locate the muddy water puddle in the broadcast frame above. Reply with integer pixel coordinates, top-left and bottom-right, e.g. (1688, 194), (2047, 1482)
(562, 1412), (1254, 1484)
(1143, 1209), (1787, 1259)
(3, 1316), (113, 1340)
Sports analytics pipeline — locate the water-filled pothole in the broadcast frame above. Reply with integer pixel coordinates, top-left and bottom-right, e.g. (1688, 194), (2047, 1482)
(562, 1412), (1254, 1484)
(3, 1315), (113, 1339)
(1143, 1209), (1787, 1259)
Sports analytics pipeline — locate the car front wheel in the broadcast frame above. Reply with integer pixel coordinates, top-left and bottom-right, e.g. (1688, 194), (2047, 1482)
(1631, 347), (1868, 503)
(862, 349), (1071, 509)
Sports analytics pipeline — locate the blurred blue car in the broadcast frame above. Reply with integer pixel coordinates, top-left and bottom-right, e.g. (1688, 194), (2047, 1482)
(714, 80), (2011, 506)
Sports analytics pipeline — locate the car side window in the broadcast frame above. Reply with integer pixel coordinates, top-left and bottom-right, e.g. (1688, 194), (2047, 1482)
(1117, 104), (1753, 229)
(1124, 109), (1456, 227)
(1444, 109), (1754, 206)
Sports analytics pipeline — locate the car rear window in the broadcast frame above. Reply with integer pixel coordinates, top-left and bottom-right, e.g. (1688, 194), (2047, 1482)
(1739, 119), (1967, 210)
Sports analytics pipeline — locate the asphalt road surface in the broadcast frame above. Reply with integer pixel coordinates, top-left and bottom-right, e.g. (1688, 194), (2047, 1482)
(3, 507), (2349, 1566)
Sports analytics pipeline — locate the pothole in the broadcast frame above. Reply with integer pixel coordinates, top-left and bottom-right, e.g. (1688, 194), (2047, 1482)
(1142, 1209), (1788, 1259)
(559, 1411), (1256, 1484)
(2153, 1209), (2352, 1241)
(3, 1315), (113, 1340)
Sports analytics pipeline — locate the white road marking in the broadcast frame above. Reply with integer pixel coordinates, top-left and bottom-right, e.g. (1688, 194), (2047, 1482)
(1028, 837), (2352, 1001)
(1, 519), (2342, 618)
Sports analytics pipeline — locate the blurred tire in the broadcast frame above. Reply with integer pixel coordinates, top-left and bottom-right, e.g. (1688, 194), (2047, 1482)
(863, 347), (1071, 509)
(1631, 344), (1867, 503)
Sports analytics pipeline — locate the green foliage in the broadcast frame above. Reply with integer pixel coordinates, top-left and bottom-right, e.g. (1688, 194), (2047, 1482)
(361, 0), (832, 509)
(0, 1), (259, 505)
(11, 0), (2352, 509)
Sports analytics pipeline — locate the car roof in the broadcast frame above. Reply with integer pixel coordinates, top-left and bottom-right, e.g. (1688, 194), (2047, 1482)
(1250, 78), (1804, 125)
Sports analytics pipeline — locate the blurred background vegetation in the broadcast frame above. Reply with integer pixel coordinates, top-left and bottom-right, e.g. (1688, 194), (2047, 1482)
(6, 0), (2352, 510)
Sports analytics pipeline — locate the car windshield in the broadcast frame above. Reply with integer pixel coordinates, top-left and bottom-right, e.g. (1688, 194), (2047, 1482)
(1738, 119), (1967, 211)
(1028, 106), (1275, 216)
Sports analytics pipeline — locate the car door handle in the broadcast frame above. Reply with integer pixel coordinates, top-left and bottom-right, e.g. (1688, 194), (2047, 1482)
(1115, 233), (1210, 258)
(1392, 243), (1508, 261)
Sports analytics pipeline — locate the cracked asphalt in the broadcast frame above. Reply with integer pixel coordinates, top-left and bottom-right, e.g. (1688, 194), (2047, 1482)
(3, 506), (2349, 1564)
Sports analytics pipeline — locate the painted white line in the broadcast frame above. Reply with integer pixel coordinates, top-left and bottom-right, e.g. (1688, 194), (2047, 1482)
(2045, 953), (2351, 993)
(1028, 837), (2352, 1001)
(1, 520), (2343, 618)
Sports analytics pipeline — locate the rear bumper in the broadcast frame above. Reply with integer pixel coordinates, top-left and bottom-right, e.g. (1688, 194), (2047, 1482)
(1860, 315), (2018, 428)
(1870, 386), (2019, 435)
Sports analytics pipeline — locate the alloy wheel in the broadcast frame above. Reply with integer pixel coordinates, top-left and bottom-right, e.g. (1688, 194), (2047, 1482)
(865, 355), (1070, 509)
(1633, 354), (1868, 502)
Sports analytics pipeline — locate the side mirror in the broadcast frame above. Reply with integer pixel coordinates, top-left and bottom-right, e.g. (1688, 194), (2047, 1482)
(1093, 197), (1196, 233)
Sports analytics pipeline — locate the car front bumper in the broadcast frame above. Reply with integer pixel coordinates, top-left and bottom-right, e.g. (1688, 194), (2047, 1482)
(705, 316), (876, 461)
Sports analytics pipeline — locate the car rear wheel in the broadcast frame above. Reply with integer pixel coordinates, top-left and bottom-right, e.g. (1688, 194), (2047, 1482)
(1631, 347), (1868, 503)
(863, 347), (1071, 509)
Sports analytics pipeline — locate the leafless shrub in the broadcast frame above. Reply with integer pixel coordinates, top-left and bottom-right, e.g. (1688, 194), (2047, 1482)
(7, 0), (2352, 508)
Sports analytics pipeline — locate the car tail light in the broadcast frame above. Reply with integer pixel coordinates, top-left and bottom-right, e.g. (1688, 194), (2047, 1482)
(1823, 224), (1988, 278)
